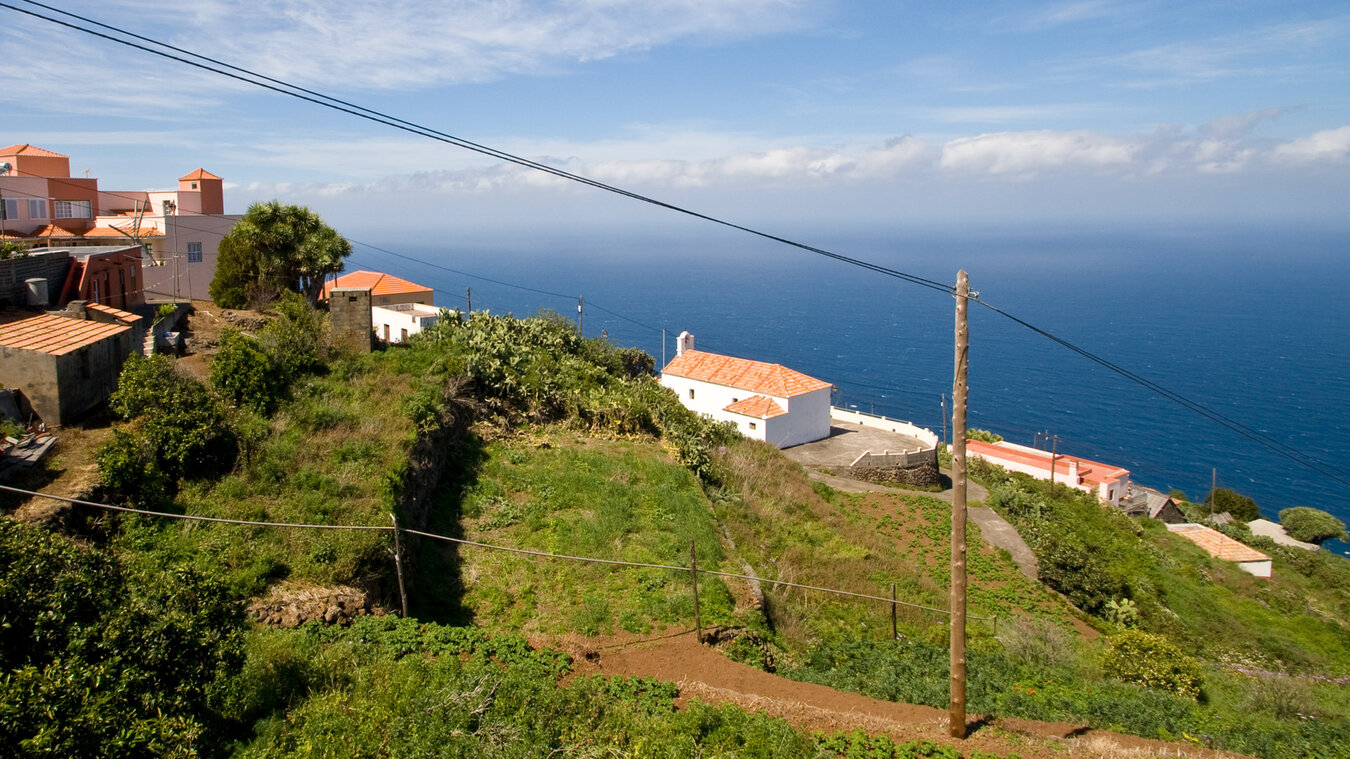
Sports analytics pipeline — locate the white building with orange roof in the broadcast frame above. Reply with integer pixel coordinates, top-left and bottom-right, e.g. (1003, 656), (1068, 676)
(966, 439), (1131, 506)
(321, 270), (439, 344)
(659, 331), (832, 449)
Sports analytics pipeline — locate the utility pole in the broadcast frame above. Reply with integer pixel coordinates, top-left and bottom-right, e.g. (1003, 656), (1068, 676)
(662, 328), (666, 368)
(1049, 435), (1059, 495)
(466, 286), (471, 314)
(941, 393), (948, 446)
(949, 270), (970, 740)
(578, 296), (584, 335)
(1215, 464), (1225, 515)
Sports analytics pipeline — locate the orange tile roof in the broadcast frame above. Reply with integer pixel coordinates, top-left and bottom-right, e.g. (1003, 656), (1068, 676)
(966, 440), (1129, 487)
(1167, 524), (1271, 564)
(86, 302), (144, 324)
(662, 349), (831, 398)
(0, 313), (129, 356)
(1, 144), (67, 158)
(85, 223), (163, 238)
(321, 270), (432, 299)
(178, 168), (222, 181)
(723, 394), (787, 418)
(26, 224), (88, 239)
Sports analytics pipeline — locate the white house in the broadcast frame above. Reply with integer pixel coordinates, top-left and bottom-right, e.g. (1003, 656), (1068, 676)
(372, 302), (441, 344)
(966, 439), (1131, 506)
(659, 332), (832, 449)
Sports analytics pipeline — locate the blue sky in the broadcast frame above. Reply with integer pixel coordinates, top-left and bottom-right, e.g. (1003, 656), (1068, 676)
(3, 0), (1349, 237)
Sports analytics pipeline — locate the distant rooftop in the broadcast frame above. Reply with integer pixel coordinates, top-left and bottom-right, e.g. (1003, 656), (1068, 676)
(1167, 523), (1271, 564)
(1, 144), (66, 158)
(322, 270), (432, 300)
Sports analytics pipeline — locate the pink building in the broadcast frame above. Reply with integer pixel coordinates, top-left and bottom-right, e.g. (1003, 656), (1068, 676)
(967, 439), (1130, 506)
(1, 144), (241, 300)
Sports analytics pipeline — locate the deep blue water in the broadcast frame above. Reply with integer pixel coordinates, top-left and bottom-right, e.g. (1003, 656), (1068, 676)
(349, 224), (1350, 541)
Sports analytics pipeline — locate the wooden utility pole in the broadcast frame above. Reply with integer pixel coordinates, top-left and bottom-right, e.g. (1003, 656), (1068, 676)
(1209, 467), (1217, 517)
(1049, 435), (1059, 495)
(578, 296), (584, 335)
(466, 287), (471, 314)
(389, 513), (409, 618)
(949, 270), (970, 740)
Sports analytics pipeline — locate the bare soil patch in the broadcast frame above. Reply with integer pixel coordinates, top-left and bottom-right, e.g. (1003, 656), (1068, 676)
(554, 629), (1247, 759)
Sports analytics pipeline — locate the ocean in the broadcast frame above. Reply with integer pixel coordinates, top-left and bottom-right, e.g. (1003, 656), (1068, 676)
(350, 223), (1350, 542)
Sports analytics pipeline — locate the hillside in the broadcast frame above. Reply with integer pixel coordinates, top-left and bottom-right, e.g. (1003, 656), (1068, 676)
(4, 301), (1349, 758)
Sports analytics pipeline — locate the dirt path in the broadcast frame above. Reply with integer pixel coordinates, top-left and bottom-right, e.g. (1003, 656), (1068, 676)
(558, 630), (1245, 759)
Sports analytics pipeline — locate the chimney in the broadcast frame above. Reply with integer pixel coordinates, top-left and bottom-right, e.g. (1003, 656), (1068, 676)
(677, 331), (694, 356)
(1068, 460), (1080, 483)
(66, 299), (88, 320)
(25, 278), (48, 307)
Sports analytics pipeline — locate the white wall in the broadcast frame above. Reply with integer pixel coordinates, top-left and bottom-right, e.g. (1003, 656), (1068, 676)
(658, 373), (830, 448)
(772, 387), (831, 448)
(829, 407), (939, 448)
(372, 304), (438, 343)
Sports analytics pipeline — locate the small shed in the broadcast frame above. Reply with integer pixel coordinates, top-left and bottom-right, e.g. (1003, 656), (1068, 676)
(0, 310), (138, 425)
(1166, 523), (1272, 578)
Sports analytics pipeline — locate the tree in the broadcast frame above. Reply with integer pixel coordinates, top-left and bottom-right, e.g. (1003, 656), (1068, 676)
(1278, 507), (1348, 545)
(1206, 487), (1261, 522)
(0, 520), (244, 757)
(209, 200), (350, 308)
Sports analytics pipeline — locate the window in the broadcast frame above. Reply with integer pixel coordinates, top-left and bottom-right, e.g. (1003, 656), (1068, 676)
(400, 328), (409, 342)
(186, 242), (203, 263)
(27, 199), (46, 219)
(190, 182), (198, 190)
(688, 388), (695, 400)
(1, 198), (15, 220)
(54, 200), (92, 219)
(749, 422), (757, 431)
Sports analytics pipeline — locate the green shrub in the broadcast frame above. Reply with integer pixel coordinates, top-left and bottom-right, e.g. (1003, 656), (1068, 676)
(211, 329), (284, 413)
(106, 354), (237, 483)
(1206, 488), (1261, 522)
(1100, 630), (1204, 698)
(967, 428), (1003, 443)
(0, 520), (244, 757)
(1278, 507), (1348, 545)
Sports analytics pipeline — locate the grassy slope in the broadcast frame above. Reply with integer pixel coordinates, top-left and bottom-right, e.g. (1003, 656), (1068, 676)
(46, 307), (1350, 757)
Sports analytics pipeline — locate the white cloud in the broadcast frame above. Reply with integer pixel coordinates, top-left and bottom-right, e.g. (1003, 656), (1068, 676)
(1271, 126), (1350, 165)
(120, 0), (812, 90)
(939, 130), (1136, 176)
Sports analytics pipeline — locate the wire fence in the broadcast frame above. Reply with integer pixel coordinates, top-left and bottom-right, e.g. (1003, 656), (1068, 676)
(0, 483), (998, 639)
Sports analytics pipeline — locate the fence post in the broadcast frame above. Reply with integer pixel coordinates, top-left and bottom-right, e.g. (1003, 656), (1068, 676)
(992, 615), (998, 637)
(891, 583), (898, 641)
(690, 538), (703, 644)
(390, 513), (409, 618)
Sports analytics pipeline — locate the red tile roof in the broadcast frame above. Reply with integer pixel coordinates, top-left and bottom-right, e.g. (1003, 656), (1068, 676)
(1, 144), (67, 158)
(86, 302), (144, 324)
(723, 394), (787, 418)
(321, 270), (432, 299)
(662, 349), (831, 398)
(966, 440), (1129, 487)
(0, 313), (129, 356)
(85, 223), (163, 238)
(26, 224), (89, 239)
(178, 168), (222, 181)
(1167, 524), (1271, 564)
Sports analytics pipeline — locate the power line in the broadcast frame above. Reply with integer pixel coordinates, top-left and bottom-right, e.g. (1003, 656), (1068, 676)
(2, 1), (957, 298)
(6, 1), (1345, 489)
(0, 483), (986, 620)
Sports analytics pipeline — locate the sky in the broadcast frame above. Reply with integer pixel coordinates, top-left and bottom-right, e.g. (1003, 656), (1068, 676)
(3, 0), (1350, 238)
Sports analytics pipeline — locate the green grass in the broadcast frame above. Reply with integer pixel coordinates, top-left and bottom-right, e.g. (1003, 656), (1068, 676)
(445, 430), (728, 637)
